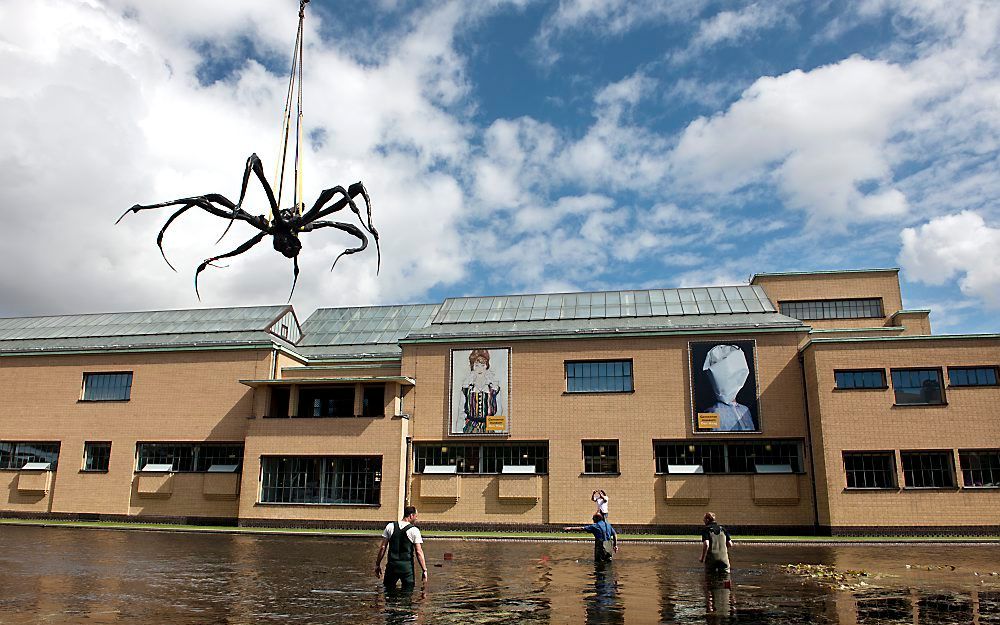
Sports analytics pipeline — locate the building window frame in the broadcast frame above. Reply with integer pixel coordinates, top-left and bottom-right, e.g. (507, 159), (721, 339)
(258, 455), (382, 506)
(890, 368), (945, 406)
(947, 366), (999, 388)
(655, 440), (804, 474)
(135, 442), (244, 473)
(0, 441), (61, 470)
(80, 372), (133, 402)
(582, 440), (619, 475)
(412, 442), (548, 475)
(361, 384), (386, 417)
(297, 385), (356, 418)
(565, 360), (634, 394)
(958, 449), (1000, 489)
(842, 451), (898, 490)
(900, 450), (956, 489)
(779, 298), (884, 320)
(82, 441), (111, 472)
(833, 369), (887, 390)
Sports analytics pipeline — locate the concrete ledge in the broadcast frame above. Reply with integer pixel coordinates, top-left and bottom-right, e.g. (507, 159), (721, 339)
(497, 475), (540, 501)
(136, 473), (174, 498)
(418, 474), (460, 501)
(752, 474), (800, 506)
(16, 471), (51, 493)
(203, 473), (240, 499)
(663, 475), (710, 505)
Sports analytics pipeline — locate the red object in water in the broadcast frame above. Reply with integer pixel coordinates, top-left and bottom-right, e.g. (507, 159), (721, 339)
(540, 555), (550, 563)
(443, 552), (454, 560)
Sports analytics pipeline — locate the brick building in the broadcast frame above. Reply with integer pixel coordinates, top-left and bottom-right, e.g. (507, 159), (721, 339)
(1, 268), (997, 534)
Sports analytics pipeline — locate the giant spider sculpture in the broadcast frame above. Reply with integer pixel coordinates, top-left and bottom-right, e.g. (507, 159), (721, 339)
(117, 153), (379, 299)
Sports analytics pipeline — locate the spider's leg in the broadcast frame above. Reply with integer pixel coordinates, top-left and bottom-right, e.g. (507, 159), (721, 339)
(299, 220), (370, 272)
(155, 202), (200, 271)
(224, 154), (279, 243)
(287, 255), (300, 302)
(348, 181), (380, 274)
(194, 231), (267, 301)
(299, 185), (351, 223)
(117, 195), (247, 224)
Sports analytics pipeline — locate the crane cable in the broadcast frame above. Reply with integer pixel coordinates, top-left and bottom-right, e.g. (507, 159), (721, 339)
(270, 0), (309, 223)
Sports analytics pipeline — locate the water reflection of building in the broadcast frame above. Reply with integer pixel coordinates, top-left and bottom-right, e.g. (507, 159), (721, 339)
(1, 268), (998, 534)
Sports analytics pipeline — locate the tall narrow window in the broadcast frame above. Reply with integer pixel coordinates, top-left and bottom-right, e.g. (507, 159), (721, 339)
(566, 361), (633, 393)
(83, 442), (111, 472)
(900, 451), (955, 488)
(362, 385), (385, 417)
(890, 369), (944, 405)
(82, 372), (133, 401)
(583, 441), (619, 474)
(843, 451), (896, 489)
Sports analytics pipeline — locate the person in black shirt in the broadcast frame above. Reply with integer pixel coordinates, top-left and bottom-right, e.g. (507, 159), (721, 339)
(698, 512), (733, 576)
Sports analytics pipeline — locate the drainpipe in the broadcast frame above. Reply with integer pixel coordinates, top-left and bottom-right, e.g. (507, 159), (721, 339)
(798, 352), (821, 535)
(404, 436), (412, 507)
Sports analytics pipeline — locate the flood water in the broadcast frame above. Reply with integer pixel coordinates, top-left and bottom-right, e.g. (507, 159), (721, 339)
(1, 526), (998, 624)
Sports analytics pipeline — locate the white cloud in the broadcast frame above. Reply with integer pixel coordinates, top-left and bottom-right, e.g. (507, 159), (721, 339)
(672, 56), (924, 224)
(0, 0), (476, 316)
(899, 212), (1000, 309)
(672, 2), (793, 65)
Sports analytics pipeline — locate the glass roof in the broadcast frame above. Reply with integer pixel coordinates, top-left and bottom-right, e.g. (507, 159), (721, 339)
(0, 306), (289, 341)
(431, 286), (775, 324)
(300, 304), (440, 346)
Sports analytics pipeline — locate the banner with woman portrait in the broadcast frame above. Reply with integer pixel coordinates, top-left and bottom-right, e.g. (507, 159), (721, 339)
(450, 347), (510, 435)
(689, 340), (762, 433)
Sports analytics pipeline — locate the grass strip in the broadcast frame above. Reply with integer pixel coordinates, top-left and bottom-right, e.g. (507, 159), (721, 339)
(2, 518), (998, 543)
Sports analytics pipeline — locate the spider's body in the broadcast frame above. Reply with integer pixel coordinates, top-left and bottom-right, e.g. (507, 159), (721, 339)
(117, 153), (379, 299)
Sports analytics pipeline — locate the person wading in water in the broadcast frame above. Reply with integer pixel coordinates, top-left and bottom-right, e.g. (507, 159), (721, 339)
(374, 505), (428, 591)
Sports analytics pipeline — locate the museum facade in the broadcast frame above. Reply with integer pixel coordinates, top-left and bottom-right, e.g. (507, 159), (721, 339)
(1, 268), (998, 534)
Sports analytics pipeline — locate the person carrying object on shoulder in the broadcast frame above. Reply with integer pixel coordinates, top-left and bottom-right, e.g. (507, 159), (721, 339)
(698, 512), (733, 576)
(564, 512), (618, 562)
(592, 489), (609, 520)
(375, 505), (428, 590)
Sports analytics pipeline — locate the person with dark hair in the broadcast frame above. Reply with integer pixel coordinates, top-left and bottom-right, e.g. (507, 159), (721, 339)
(564, 512), (618, 562)
(375, 505), (428, 590)
(698, 512), (733, 576)
(458, 348), (503, 434)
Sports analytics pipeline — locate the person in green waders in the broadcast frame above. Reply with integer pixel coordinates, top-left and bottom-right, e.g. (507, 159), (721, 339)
(374, 505), (428, 591)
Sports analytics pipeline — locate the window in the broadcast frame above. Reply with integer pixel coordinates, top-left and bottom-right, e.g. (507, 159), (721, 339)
(414, 444), (481, 474)
(82, 372), (133, 401)
(948, 366), (998, 387)
(654, 440), (804, 474)
(834, 369), (887, 389)
(362, 385), (385, 417)
(890, 369), (944, 405)
(482, 443), (548, 474)
(583, 441), (618, 474)
(298, 386), (355, 417)
(280, 323), (289, 338)
(135, 443), (244, 472)
(900, 451), (955, 488)
(959, 450), (1000, 488)
(0, 441), (60, 470)
(779, 298), (884, 320)
(83, 442), (111, 472)
(566, 360), (633, 393)
(843, 451), (897, 489)
(260, 456), (382, 505)
(268, 387), (290, 418)
(413, 442), (548, 474)
(655, 442), (726, 473)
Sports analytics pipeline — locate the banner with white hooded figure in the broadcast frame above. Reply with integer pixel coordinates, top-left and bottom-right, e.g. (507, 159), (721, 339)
(689, 340), (761, 433)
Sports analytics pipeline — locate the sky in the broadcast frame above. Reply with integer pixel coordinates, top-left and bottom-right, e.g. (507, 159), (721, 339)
(0, 0), (997, 333)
